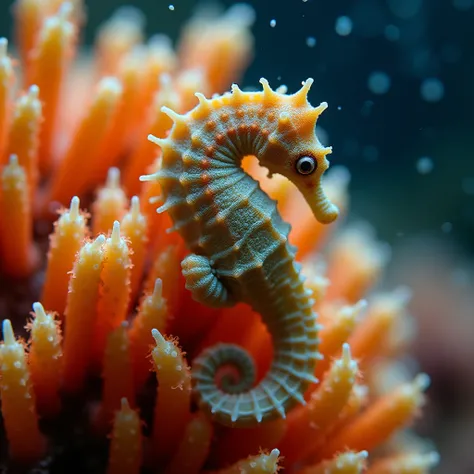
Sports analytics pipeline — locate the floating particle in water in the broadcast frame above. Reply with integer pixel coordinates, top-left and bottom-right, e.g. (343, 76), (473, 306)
(420, 78), (445, 102)
(270, 19), (276, 27)
(453, 0), (474, 11)
(306, 36), (316, 47)
(337, 105), (342, 111)
(416, 156), (434, 174)
(168, 4), (174, 11)
(388, 0), (423, 18)
(441, 222), (453, 233)
(367, 71), (391, 95)
(335, 16), (353, 36)
(384, 24), (400, 41)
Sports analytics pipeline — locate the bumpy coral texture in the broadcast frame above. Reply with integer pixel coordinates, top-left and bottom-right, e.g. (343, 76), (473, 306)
(143, 79), (338, 426)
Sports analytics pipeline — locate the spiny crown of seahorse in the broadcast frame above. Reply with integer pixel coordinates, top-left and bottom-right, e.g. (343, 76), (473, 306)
(141, 79), (337, 427)
(144, 78), (339, 225)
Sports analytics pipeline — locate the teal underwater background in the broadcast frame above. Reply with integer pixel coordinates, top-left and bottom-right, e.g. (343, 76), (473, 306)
(3, 0), (474, 251)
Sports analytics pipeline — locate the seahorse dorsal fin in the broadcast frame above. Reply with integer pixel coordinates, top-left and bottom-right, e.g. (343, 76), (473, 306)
(231, 83), (244, 98)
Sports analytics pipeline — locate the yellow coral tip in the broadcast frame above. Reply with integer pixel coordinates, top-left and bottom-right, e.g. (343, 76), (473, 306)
(92, 234), (107, 250)
(28, 84), (40, 99)
(153, 279), (163, 299)
(266, 449), (280, 467)
(111, 221), (121, 244)
(106, 167), (121, 188)
(151, 328), (166, 346)
(69, 196), (80, 219)
(32, 302), (47, 321)
(341, 342), (352, 363)
(120, 397), (130, 410)
(2, 319), (15, 345)
(130, 196), (140, 216)
(98, 76), (123, 97)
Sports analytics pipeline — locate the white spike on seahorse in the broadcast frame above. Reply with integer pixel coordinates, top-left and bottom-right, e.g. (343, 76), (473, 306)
(259, 77), (275, 98)
(161, 105), (183, 123)
(293, 78), (314, 106)
(147, 134), (167, 148)
(195, 92), (209, 106)
(231, 83), (244, 99)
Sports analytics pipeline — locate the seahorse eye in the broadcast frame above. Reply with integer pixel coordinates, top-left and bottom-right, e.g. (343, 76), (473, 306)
(295, 156), (316, 175)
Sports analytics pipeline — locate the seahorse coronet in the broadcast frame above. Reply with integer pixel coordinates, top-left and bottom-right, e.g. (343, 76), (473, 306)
(145, 78), (338, 427)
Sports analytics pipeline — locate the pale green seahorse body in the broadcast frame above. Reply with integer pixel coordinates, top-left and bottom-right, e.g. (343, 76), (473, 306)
(142, 78), (339, 427)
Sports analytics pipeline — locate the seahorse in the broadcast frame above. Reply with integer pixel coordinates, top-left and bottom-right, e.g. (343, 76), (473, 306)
(141, 78), (339, 427)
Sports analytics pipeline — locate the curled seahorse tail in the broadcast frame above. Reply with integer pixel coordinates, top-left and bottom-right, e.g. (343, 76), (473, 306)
(192, 309), (319, 427)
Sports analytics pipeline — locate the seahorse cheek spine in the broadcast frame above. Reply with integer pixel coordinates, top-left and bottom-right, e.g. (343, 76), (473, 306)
(142, 78), (338, 427)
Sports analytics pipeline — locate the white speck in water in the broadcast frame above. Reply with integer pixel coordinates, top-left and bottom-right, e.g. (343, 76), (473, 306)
(337, 105), (342, 111)
(441, 222), (453, 233)
(384, 24), (400, 41)
(306, 36), (316, 47)
(270, 19), (276, 27)
(168, 4), (174, 11)
(367, 71), (391, 95)
(420, 78), (445, 102)
(416, 156), (434, 174)
(335, 16), (353, 36)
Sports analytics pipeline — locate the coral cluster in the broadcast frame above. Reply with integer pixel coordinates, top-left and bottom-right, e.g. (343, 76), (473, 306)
(0, 1), (438, 473)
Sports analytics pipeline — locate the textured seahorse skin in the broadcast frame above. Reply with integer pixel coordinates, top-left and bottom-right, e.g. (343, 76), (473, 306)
(142, 78), (339, 427)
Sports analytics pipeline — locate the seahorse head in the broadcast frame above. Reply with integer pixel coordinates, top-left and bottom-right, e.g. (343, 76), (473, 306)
(257, 78), (339, 224)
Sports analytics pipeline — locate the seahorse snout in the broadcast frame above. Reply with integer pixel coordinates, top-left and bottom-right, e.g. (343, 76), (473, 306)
(301, 180), (339, 224)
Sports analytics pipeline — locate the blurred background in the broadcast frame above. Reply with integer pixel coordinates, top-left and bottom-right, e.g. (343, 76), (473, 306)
(2, 0), (474, 472)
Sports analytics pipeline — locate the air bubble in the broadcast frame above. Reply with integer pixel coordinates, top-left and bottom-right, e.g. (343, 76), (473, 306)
(367, 71), (391, 95)
(335, 16), (353, 36)
(441, 222), (453, 233)
(416, 156), (434, 174)
(384, 24), (400, 41)
(420, 78), (445, 102)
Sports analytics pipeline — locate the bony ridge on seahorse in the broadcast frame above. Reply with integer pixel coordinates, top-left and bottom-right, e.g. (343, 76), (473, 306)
(141, 78), (339, 427)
